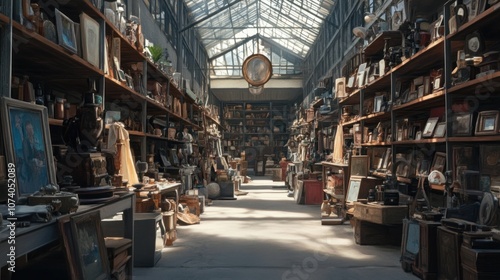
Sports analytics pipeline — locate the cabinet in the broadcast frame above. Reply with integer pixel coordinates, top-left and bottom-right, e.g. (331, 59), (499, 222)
(221, 102), (291, 167)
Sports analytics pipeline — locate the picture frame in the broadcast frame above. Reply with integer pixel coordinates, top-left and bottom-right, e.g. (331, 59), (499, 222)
(475, 110), (499, 135)
(433, 122), (447, 137)
(416, 159), (430, 176)
(59, 216), (79, 280)
(346, 178), (362, 203)
(335, 77), (347, 98)
(363, 97), (374, 115)
(374, 95), (384, 113)
(0, 97), (57, 197)
(422, 117), (439, 138)
(80, 12), (101, 68)
(452, 112), (474, 136)
(431, 152), (446, 173)
(350, 155), (369, 177)
(70, 211), (110, 280)
(481, 145), (500, 177)
(55, 8), (78, 54)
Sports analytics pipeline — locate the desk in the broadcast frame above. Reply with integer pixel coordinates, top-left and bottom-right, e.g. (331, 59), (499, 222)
(0, 193), (135, 278)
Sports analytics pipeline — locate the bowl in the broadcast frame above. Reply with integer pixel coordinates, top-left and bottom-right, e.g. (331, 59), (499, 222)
(132, 183), (145, 190)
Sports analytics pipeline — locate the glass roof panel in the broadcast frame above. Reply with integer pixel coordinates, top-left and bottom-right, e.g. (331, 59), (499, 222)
(184, 0), (336, 75)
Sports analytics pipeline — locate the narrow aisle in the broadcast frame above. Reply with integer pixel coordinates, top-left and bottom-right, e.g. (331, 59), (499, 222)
(134, 177), (416, 280)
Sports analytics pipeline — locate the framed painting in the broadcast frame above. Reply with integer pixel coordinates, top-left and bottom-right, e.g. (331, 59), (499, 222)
(433, 122), (447, 137)
(55, 8), (78, 53)
(346, 178), (362, 203)
(422, 117), (439, 138)
(475, 110), (499, 135)
(70, 211), (110, 280)
(350, 155), (369, 177)
(0, 97), (56, 197)
(452, 112), (474, 136)
(80, 12), (100, 68)
(431, 152), (447, 173)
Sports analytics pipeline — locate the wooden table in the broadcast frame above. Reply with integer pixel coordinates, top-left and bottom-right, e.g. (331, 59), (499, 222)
(0, 192), (135, 279)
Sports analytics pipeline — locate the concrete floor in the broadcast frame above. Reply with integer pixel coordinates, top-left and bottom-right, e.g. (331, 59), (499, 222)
(133, 177), (417, 280)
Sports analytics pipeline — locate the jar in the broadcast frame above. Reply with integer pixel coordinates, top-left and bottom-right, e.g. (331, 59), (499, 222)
(54, 98), (65, 119)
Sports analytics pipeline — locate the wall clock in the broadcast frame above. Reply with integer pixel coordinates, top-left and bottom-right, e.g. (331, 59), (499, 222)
(242, 54), (272, 87)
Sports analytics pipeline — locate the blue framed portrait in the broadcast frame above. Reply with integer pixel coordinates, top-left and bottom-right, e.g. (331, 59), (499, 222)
(1, 97), (56, 197)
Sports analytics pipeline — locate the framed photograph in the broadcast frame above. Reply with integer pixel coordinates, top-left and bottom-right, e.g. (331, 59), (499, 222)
(433, 122), (447, 137)
(363, 97), (374, 115)
(480, 145), (500, 177)
(346, 178), (362, 203)
(357, 63), (367, 87)
(335, 77), (347, 98)
(452, 112), (474, 136)
(475, 110), (499, 135)
(350, 155), (369, 177)
(374, 95), (384, 113)
(431, 152), (446, 173)
(422, 117), (439, 137)
(416, 159), (430, 176)
(0, 97), (57, 197)
(80, 12), (101, 68)
(70, 211), (110, 280)
(55, 8), (78, 53)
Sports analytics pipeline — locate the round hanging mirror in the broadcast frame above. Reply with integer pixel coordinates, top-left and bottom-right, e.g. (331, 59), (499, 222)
(242, 54), (272, 87)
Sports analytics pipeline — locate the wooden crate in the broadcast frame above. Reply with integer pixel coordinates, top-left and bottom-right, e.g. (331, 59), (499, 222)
(306, 108), (315, 122)
(302, 179), (323, 205)
(462, 264), (500, 280)
(461, 245), (500, 272)
(437, 226), (463, 280)
(352, 218), (402, 245)
(418, 220), (441, 277)
(353, 202), (407, 225)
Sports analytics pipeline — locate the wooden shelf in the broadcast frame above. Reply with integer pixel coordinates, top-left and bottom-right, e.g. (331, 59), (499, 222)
(145, 133), (185, 143)
(448, 135), (500, 142)
(393, 89), (445, 113)
(361, 142), (391, 147)
(392, 138), (446, 145)
(339, 89), (360, 105)
(447, 71), (500, 95)
(447, 2), (500, 42)
(11, 20), (103, 80)
(361, 111), (391, 124)
(364, 31), (402, 58)
(127, 130), (146, 137)
(0, 12), (9, 26)
(390, 37), (445, 76)
(360, 73), (392, 93)
(48, 118), (64, 126)
(340, 118), (361, 127)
